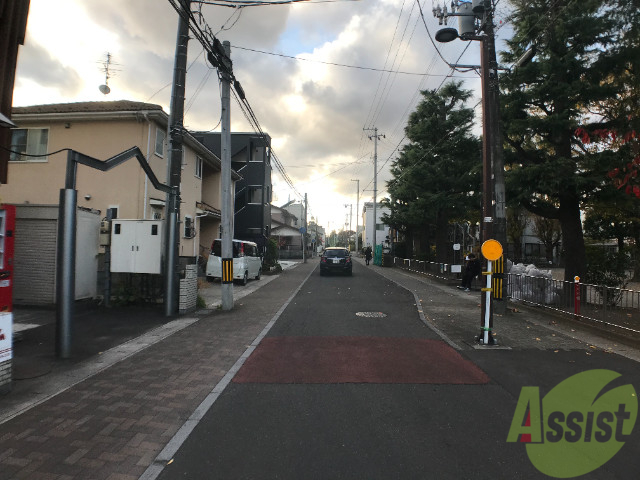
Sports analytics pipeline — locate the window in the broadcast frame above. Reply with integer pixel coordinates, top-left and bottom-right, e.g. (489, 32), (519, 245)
(525, 243), (543, 257)
(250, 146), (263, 162)
(248, 186), (263, 204)
(184, 215), (194, 238)
(9, 128), (49, 162)
(325, 249), (348, 258)
(376, 223), (385, 231)
(195, 156), (203, 178)
(212, 240), (222, 256)
(154, 128), (166, 157)
(107, 206), (119, 220)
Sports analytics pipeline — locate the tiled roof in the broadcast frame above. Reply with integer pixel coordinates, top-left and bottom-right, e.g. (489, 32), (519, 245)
(12, 100), (164, 115)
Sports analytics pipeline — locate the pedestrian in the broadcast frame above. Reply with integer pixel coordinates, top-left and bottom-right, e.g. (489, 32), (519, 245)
(365, 246), (373, 265)
(459, 253), (481, 291)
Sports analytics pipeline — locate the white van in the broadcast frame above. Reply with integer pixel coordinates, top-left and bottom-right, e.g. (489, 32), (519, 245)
(206, 239), (262, 285)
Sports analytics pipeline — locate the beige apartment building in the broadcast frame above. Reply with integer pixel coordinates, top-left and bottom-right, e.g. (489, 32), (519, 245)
(0, 101), (236, 303)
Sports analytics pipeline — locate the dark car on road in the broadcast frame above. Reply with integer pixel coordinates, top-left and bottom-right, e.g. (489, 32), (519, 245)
(320, 247), (353, 276)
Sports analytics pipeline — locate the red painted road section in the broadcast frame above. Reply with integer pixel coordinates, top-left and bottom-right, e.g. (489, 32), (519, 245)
(233, 337), (490, 384)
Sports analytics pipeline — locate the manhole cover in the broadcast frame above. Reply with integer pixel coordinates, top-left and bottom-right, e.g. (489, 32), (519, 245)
(355, 312), (387, 318)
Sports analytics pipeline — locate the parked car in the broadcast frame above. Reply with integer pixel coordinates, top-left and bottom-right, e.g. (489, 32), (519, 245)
(206, 239), (262, 285)
(320, 247), (352, 276)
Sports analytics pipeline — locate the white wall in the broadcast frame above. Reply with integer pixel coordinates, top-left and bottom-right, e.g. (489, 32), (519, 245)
(362, 202), (390, 248)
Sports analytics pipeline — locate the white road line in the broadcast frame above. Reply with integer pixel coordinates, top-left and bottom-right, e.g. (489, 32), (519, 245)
(139, 265), (316, 480)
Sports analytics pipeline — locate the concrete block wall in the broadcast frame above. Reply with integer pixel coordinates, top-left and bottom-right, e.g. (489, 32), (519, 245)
(179, 264), (198, 314)
(0, 360), (11, 394)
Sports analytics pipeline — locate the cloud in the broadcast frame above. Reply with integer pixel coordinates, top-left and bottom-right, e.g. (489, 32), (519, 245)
(13, 0), (487, 228)
(81, 0), (180, 57)
(15, 41), (83, 98)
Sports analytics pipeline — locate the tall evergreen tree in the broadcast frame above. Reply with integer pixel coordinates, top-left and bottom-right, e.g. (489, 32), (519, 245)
(499, 0), (635, 281)
(584, 0), (640, 195)
(383, 81), (481, 262)
(584, 191), (640, 280)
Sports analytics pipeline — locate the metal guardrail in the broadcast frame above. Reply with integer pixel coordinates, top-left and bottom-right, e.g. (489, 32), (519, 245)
(392, 256), (640, 338)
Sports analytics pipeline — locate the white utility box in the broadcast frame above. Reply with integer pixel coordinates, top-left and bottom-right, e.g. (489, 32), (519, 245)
(110, 220), (163, 274)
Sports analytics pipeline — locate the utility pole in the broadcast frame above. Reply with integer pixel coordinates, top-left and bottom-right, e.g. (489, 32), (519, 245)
(433, 0), (507, 340)
(480, 32), (494, 250)
(164, 0), (190, 317)
(487, 12), (507, 313)
(351, 179), (360, 253)
(303, 193), (308, 263)
(364, 128), (384, 250)
(344, 203), (353, 249)
(220, 40), (234, 310)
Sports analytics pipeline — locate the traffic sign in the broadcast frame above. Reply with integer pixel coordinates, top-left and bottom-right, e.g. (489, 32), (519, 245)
(481, 239), (503, 261)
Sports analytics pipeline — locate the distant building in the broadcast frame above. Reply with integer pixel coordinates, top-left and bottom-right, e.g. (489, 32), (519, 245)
(308, 220), (325, 253)
(281, 200), (305, 229)
(362, 202), (390, 249)
(271, 204), (302, 259)
(193, 132), (272, 251)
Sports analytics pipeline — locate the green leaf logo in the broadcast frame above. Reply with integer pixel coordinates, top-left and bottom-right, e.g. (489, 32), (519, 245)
(526, 369), (637, 478)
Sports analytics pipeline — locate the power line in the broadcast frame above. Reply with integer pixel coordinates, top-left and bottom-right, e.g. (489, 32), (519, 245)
(196, 0), (358, 6)
(369, 0), (422, 128)
(296, 154), (370, 186)
(196, 0), (325, 7)
(167, 0), (303, 200)
(417, 0), (456, 69)
(231, 44), (474, 77)
(363, 0), (409, 130)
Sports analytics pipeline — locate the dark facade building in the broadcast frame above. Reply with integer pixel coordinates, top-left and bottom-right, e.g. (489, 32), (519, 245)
(193, 132), (272, 250)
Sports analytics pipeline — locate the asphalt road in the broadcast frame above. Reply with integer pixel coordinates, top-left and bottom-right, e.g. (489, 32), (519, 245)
(156, 260), (640, 480)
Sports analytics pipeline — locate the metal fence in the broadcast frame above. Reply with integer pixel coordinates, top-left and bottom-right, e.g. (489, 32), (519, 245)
(507, 274), (640, 339)
(392, 257), (460, 281)
(392, 256), (640, 340)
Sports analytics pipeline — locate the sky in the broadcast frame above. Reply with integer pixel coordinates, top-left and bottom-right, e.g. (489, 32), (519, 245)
(12, 0), (514, 234)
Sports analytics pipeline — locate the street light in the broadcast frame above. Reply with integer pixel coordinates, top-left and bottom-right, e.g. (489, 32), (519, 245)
(435, 27), (458, 43)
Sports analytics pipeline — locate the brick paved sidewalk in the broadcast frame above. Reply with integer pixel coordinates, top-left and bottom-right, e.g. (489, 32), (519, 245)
(0, 261), (315, 480)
